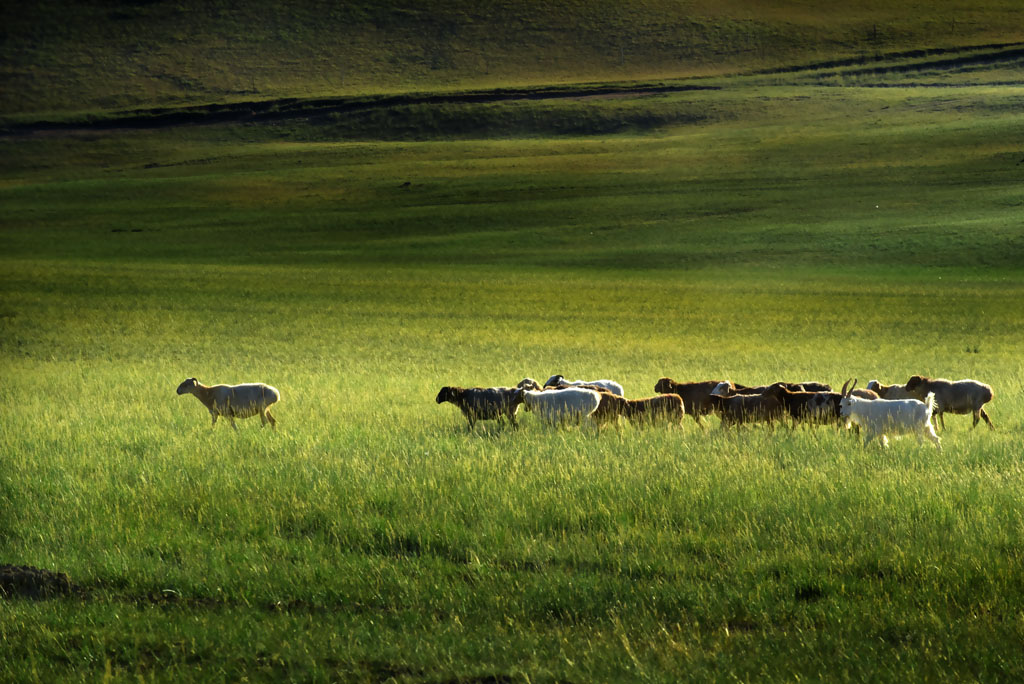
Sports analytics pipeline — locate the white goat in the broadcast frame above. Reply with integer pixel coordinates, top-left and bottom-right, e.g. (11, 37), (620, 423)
(839, 379), (940, 450)
(176, 377), (280, 430)
(522, 388), (602, 426)
(544, 374), (625, 397)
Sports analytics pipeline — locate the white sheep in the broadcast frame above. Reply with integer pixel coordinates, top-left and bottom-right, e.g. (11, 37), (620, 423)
(176, 377), (280, 430)
(521, 387), (602, 426)
(839, 380), (940, 450)
(544, 374), (625, 397)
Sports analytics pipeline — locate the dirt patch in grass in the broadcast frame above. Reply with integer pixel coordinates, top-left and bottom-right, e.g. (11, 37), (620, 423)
(0, 564), (76, 599)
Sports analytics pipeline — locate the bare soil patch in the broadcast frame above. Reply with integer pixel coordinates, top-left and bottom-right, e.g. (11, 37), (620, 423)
(0, 564), (75, 599)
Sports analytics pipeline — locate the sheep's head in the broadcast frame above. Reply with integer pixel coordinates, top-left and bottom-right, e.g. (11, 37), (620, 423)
(544, 374), (564, 388)
(711, 381), (733, 397)
(905, 375), (926, 391)
(516, 378), (542, 391)
(654, 378), (672, 394)
(866, 380), (882, 392)
(176, 378), (199, 395)
(435, 386), (458, 404)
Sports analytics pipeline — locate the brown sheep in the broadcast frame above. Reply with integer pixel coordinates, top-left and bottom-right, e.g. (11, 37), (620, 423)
(904, 375), (994, 430)
(707, 385), (786, 427)
(653, 378), (729, 425)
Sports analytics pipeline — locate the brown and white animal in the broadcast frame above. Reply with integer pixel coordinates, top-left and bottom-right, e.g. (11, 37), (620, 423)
(839, 379), (941, 450)
(653, 378), (730, 425)
(904, 375), (995, 430)
(707, 384), (786, 426)
(435, 386), (524, 430)
(176, 378), (280, 430)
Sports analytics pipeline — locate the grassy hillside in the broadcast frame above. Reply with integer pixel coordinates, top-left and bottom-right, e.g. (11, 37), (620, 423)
(3, 3), (1024, 681)
(3, 0), (1024, 115)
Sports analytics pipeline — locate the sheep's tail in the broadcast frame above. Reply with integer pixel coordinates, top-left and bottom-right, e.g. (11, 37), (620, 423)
(923, 391), (936, 416)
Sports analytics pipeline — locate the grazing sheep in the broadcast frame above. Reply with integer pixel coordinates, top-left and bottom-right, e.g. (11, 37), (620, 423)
(435, 386), (523, 430)
(521, 387), (602, 426)
(623, 394), (685, 427)
(707, 385), (786, 427)
(866, 379), (916, 400)
(904, 375), (995, 430)
(176, 378), (280, 430)
(653, 378), (730, 425)
(591, 393), (629, 430)
(544, 374), (625, 397)
(840, 379), (940, 450)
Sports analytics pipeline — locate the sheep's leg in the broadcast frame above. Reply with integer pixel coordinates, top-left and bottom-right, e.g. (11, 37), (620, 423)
(264, 409), (277, 429)
(862, 431), (876, 447)
(210, 412), (218, 427)
(980, 408), (995, 430)
(925, 426), (942, 451)
(938, 412), (946, 431)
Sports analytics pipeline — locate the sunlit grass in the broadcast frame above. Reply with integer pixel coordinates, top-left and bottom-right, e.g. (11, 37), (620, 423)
(2, 76), (1024, 681)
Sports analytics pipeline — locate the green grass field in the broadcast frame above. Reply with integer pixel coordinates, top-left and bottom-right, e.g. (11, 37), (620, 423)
(3, 4), (1024, 681)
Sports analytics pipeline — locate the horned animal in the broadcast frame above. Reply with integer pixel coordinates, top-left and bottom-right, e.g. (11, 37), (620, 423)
(804, 379), (880, 425)
(839, 379), (941, 450)
(176, 378), (280, 430)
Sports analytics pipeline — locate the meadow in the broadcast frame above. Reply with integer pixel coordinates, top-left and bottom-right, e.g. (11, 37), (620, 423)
(3, 58), (1024, 683)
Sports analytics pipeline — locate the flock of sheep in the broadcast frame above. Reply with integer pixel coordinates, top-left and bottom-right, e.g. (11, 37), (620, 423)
(434, 374), (996, 450)
(173, 373), (995, 450)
